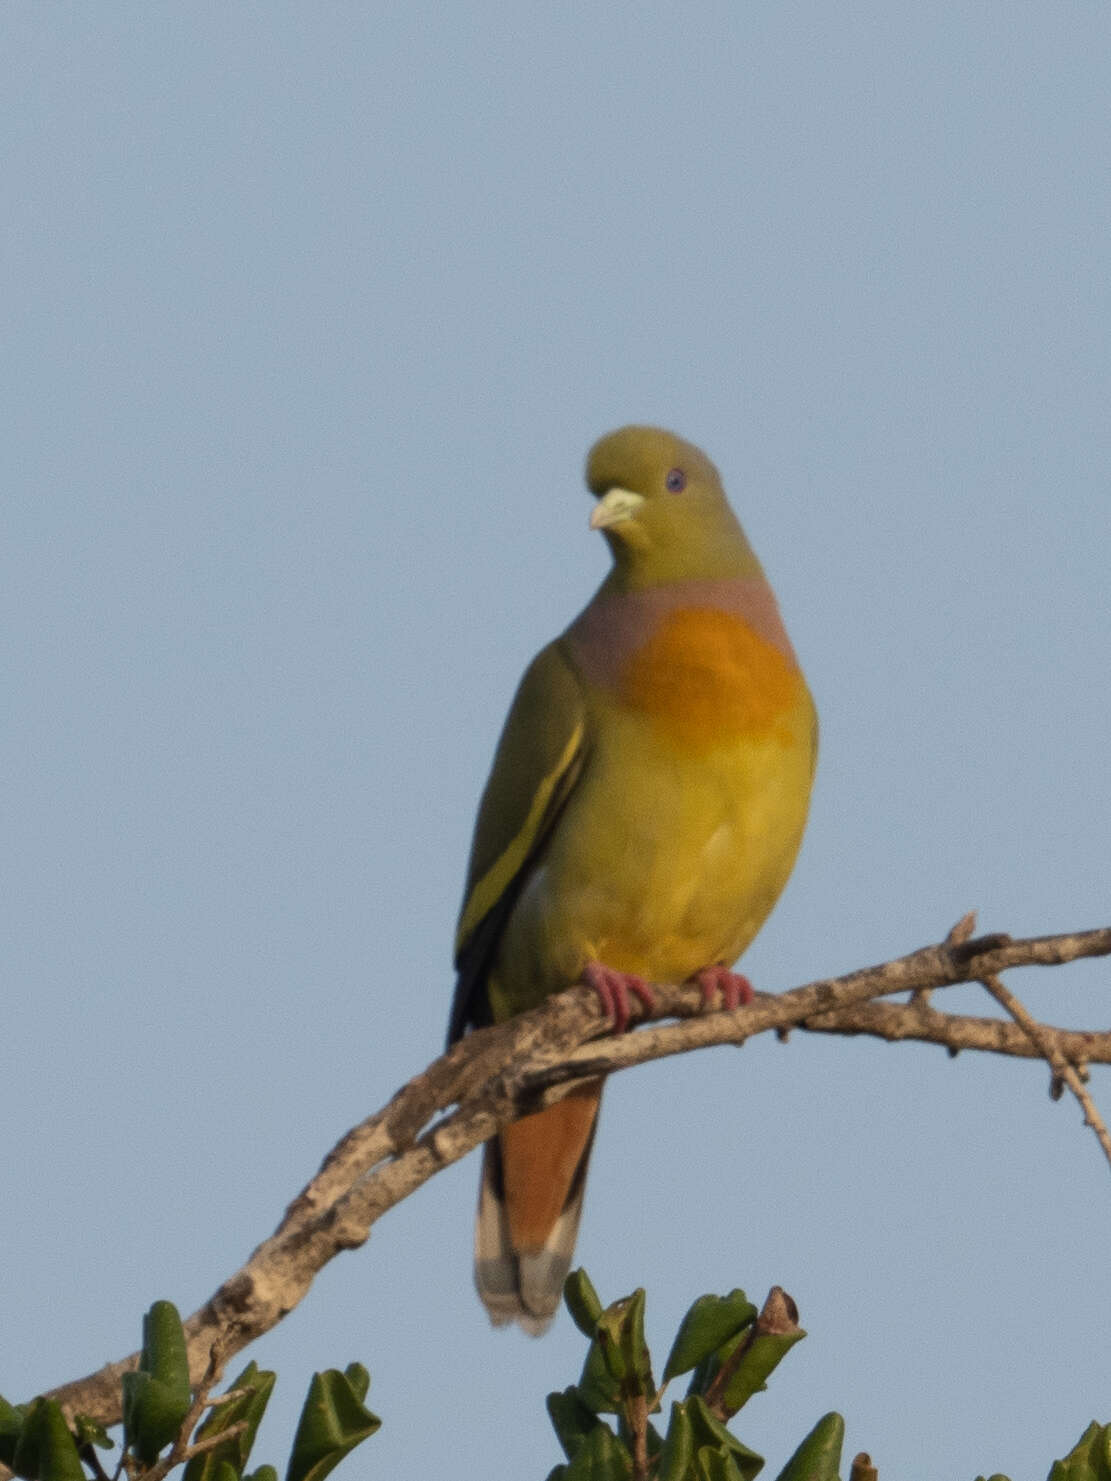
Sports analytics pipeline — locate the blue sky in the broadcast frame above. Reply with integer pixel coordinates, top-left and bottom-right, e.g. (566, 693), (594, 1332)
(3, 6), (1110, 1478)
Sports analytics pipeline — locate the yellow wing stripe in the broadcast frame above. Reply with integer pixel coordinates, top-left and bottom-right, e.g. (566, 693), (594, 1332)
(455, 720), (584, 958)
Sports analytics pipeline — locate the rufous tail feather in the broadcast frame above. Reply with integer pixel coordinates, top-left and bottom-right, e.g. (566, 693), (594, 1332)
(474, 1080), (601, 1333)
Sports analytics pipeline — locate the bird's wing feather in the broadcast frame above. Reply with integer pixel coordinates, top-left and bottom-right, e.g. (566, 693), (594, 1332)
(448, 639), (587, 1045)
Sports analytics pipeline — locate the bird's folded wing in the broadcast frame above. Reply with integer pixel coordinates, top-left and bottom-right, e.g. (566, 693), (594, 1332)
(448, 639), (587, 1044)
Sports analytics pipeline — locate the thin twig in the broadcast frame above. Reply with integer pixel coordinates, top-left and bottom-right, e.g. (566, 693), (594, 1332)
(137, 1340), (228, 1481)
(626, 1394), (650, 1481)
(912, 909), (978, 1011)
(76, 1443), (111, 1481)
(703, 1286), (800, 1422)
(979, 972), (1111, 1173)
(799, 999), (1111, 1063)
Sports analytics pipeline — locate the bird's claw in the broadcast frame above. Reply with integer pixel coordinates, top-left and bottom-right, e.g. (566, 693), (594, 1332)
(583, 961), (654, 1032)
(694, 964), (754, 1012)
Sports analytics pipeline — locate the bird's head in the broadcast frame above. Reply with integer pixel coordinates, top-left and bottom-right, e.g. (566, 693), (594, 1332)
(584, 425), (761, 588)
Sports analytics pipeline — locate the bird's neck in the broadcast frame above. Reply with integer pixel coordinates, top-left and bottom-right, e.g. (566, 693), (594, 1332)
(563, 576), (799, 694)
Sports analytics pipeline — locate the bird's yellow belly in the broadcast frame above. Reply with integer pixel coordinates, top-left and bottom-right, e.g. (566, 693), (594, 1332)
(492, 681), (815, 1011)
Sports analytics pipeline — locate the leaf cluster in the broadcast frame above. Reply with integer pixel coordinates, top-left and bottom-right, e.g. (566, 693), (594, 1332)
(0, 1303), (379, 1481)
(546, 1271), (840, 1481)
(548, 1274), (1111, 1481)
(979, 1420), (1111, 1481)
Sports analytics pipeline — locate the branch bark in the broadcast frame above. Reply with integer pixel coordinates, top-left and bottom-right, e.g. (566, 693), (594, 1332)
(978, 970), (1111, 1171)
(41, 922), (1111, 1430)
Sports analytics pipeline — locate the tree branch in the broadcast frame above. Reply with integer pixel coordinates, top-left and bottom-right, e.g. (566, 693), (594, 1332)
(40, 922), (1111, 1431)
(978, 970), (1111, 1171)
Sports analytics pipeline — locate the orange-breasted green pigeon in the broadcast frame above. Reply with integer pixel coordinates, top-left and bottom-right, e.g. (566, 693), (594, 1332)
(449, 426), (817, 1331)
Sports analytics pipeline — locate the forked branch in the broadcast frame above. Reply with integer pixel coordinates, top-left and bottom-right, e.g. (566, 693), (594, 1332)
(41, 922), (1111, 1430)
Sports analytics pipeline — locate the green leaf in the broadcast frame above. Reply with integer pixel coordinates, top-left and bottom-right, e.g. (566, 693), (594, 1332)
(578, 1339), (623, 1416)
(122, 1300), (192, 1464)
(244, 1468), (279, 1481)
(0, 1396), (27, 1469)
(595, 1310), (629, 1384)
(0, 1397), (26, 1435)
(340, 1365), (370, 1405)
(1048, 1422), (1111, 1481)
(718, 1326), (806, 1415)
(11, 1398), (85, 1481)
(647, 1418), (666, 1463)
(548, 1388), (607, 1461)
(562, 1423), (633, 1480)
(1049, 1464), (1098, 1481)
(686, 1398), (763, 1481)
(182, 1361), (276, 1481)
(664, 1292), (758, 1382)
(656, 1402), (696, 1481)
(285, 1367), (381, 1481)
(695, 1447), (748, 1481)
(596, 1290), (654, 1400)
(775, 1412), (845, 1481)
(576, 1289), (657, 1414)
(565, 1270), (605, 1338)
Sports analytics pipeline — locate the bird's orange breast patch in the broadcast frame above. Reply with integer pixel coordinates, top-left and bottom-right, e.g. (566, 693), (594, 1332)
(617, 607), (801, 751)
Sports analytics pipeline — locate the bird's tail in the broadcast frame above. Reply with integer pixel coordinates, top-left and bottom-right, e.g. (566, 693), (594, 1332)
(474, 1079), (601, 1334)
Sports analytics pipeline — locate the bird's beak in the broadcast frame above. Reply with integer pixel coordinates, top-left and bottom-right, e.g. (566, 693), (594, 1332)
(589, 487), (645, 531)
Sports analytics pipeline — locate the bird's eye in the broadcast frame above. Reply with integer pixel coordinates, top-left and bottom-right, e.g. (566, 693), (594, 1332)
(665, 467), (687, 493)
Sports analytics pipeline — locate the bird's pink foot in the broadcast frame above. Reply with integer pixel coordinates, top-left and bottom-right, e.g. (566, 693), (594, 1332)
(694, 965), (755, 1012)
(582, 961), (654, 1033)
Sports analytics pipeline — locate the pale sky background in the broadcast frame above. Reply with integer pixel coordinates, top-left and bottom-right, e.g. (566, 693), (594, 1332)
(4, 6), (1110, 1479)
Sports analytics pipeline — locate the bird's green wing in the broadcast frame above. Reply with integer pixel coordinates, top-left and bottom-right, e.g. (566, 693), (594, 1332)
(448, 639), (587, 1045)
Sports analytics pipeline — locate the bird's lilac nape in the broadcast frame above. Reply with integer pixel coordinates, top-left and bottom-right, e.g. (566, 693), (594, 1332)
(565, 577), (798, 693)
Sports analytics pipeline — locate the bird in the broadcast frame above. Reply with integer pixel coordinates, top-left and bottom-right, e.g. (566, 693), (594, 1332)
(448, 425), (817, 1332)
